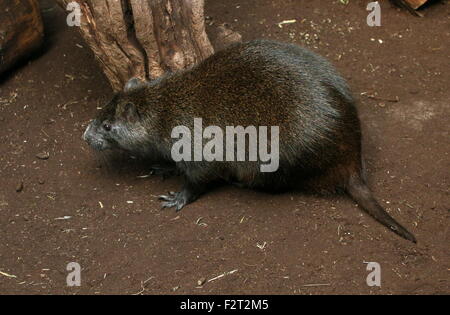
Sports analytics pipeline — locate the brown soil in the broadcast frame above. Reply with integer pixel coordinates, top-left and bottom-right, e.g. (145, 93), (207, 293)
(0, 0), (448, 295)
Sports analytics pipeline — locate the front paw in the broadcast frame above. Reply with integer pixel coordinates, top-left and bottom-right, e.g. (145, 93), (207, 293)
(159, 191), (189, 212)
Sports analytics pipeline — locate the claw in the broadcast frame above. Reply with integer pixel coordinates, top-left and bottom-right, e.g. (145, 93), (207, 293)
(158, 195), (171, 201)
(158, 191), (188, 212)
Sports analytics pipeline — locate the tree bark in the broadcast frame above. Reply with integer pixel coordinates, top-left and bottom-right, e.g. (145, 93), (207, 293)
(56, 0), (215, 91)
(0, 0), (44, 75)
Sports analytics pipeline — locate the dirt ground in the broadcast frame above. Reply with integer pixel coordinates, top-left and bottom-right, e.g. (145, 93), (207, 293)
(0, 0), (448, 295)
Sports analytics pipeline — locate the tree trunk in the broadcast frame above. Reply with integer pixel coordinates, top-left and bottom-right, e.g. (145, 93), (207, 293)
(56, 0), (215, 91)
(0, 0), (44, 75)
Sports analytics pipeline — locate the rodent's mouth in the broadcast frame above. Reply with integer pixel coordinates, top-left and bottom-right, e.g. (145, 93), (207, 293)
(85, 138), (110, 152)
(89, 143), (106, 151)
(90, 142), (111, 151)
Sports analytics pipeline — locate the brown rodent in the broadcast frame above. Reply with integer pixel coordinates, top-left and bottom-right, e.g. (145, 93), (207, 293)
(83, 39), (416, 243)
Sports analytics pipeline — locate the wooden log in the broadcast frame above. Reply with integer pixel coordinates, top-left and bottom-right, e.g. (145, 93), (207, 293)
(56, 0), (216, 92)
(403, 0), (429, 9)
(390, 0), (430, 16)
(0, 0), (44, 75)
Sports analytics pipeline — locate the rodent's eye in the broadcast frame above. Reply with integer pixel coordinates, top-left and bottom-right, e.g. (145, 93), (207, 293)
(103, 123), (112, 132)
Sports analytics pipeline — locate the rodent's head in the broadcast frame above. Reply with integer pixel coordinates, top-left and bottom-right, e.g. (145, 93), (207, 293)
(83, 93), (149, 153)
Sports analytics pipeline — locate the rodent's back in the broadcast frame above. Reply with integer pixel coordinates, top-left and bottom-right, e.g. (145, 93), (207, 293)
(148, 40), (360, 170)
(155, 40), (352, 129)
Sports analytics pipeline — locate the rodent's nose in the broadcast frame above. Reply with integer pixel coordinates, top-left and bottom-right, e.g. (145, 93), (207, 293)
(83, 123), (93, 142)
(84, 135), (92, 146)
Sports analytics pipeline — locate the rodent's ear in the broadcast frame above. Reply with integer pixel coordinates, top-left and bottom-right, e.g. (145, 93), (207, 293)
(124, 77), (146, 92)
(121, 102), (141, 123)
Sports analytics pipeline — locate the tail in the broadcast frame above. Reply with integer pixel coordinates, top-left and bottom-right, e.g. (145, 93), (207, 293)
(346, 175), (417, 243)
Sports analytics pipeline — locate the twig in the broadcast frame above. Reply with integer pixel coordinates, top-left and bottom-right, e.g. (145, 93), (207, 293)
(0, 271), (17, 278)
(133, 276), (154, 295)
(208, 269), (238, 283)
(361, 92), (399, 103)
(302, 283), (331, 287)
